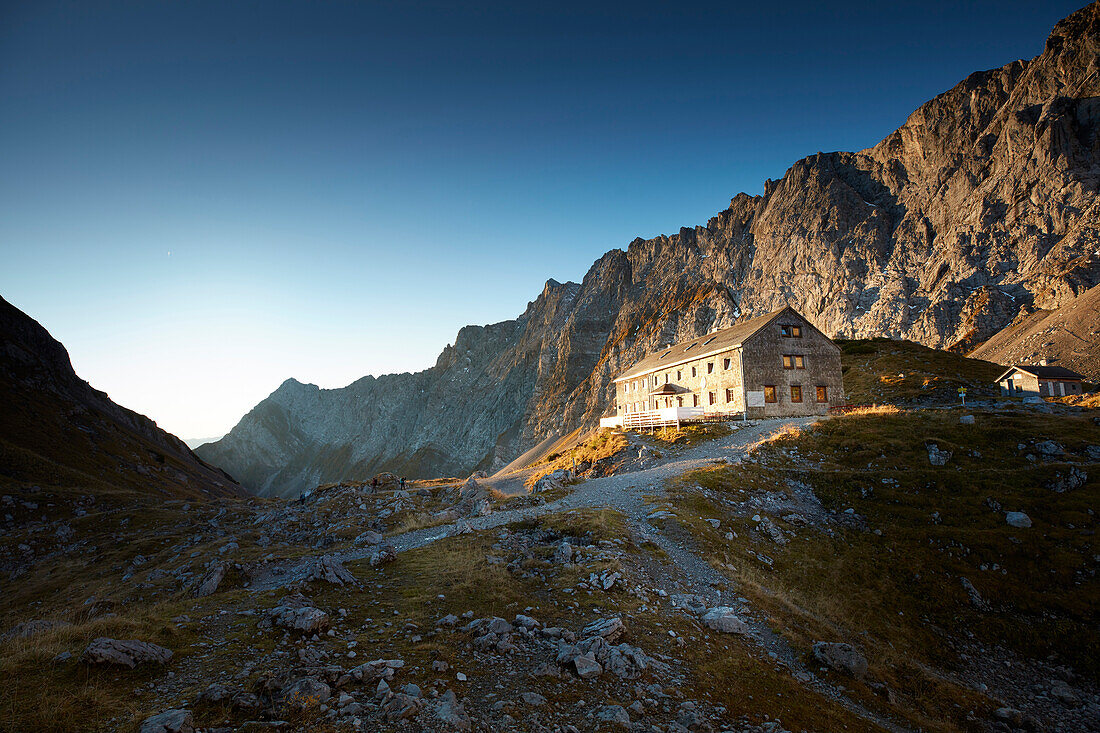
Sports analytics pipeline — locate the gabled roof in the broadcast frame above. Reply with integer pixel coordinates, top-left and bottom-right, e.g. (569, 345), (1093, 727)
(995, 364), (1086, 381)
(649, 383), (690, 396)
(614, 306), (811, 383)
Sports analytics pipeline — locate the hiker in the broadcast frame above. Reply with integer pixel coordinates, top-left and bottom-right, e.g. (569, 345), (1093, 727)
(400, 476), (406, 490)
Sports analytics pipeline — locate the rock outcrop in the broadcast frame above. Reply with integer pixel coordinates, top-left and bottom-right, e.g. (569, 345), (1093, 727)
(199, 5), (1100, 496)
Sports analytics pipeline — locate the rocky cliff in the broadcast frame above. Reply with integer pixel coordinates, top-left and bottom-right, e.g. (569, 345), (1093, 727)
(0, 295), (244, 499)
(200, 4), (1100, 497)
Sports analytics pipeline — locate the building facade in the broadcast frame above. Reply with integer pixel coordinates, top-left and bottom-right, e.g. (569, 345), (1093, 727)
(611, 307), (844, 420)
(995, 365), (1085, 398)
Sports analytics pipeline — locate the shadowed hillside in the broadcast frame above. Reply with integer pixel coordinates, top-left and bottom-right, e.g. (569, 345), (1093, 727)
(0, 295), (243, 500)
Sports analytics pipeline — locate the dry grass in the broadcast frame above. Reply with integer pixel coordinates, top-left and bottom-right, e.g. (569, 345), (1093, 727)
(1048, 391), (1100, 409)
(840, 404), (903, 416)
(836, 338), (1003, 404)
(645, 422), (732, 447)
(524, 429), (629, 488)
(666, 408), (1100, 730)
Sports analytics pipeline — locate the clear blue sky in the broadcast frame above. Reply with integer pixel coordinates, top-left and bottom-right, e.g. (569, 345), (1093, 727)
(0, 0), (1083, 439)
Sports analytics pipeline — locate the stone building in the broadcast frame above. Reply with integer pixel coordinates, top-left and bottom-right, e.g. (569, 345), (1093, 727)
(995, 364), (1085, 398)
(606, 306), (844, 425)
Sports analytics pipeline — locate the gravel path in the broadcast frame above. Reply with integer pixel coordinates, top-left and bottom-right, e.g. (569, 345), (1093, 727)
(257, 416), (911, 732)
(343, 417), (819, 558)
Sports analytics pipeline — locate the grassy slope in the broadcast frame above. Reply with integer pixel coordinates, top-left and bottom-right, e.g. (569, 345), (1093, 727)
(837, 338), (1004, 404)
(668, 408), (1099, 731)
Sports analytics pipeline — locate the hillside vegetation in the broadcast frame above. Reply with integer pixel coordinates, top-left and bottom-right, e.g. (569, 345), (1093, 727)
(667, 407), (1099, 731)
(837, 338), (1004, 404)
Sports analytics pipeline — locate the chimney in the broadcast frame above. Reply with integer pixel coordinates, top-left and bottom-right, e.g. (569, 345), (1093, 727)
(1040, 358), (1048, 366)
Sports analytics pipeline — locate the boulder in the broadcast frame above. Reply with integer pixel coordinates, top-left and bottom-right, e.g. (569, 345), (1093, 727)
(81, 638), (173, 668)
(281, 677), (331, 710)
(268, 604), (330, 633)
(701, 607), (750, 635)
(520, 691), (547, 706)
(926, 444), (952, 466)
(138, 709), (193, 733)
(370, 544), (397, 567)
(573, 653), (602, 679)
(960, 577), (991, 611)
(959, 415), (975, 425)
(349, 658), (404, 682)
(192, 563), (226, 597)
(1047, 467), (1087, 493)
(595, 704), (631, 728)
(670, 594), (707, 615)
(513, 614), (541, 630)
(812, 642), (868, 679)
(581, 617), (625, 642)
(382, 692), (423, 721)
(1005, 511), (1032, 528)
(433, 690), (471, 731)
(196, 683), (231, 703)
(486, 617), (514, 635)
(553, 541), (573, 564)
(302, 555), (357, 585)
(1033, 440), (1065, 458)
(533, 469), (573, 493)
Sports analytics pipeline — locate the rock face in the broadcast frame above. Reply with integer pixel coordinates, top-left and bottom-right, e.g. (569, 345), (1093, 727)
(199, 6), (1100, 496)
(970, 283), (1100, 381)
(0, 295), (243, 499)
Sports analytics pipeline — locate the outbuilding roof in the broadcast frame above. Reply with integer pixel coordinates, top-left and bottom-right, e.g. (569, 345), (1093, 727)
(995, 364), (1086, 381)
(613, 306), (819, 382)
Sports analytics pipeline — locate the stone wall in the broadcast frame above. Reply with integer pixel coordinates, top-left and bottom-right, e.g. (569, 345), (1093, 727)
(741, 313), (844, 417)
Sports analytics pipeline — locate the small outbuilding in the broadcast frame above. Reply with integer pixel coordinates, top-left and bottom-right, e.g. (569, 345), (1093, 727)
(995, 364), (1085, 398)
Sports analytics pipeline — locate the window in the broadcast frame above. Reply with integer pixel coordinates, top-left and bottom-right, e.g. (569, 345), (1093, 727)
(676, 370), (682, 380)
(725, 388), (734, 403)
(664, 373), (669, 383)
(764, 385), (777, 403)
(684, 343), (697, 352)
(666, 398), (673, 407)
(780, 324), (803, 338)
(782, 354), (805, 370)
(702, 336), (716, 346)
(723, 357), (731, 370)
(693, 394), (699, 407)
(659, 350), (672, 359)
(707, 362), (714, 374)
(676, 396), (683, 406)
(691, 366), (697, 377)
(708, 391), (716, 405)
(791, 385), (803, 403)
(816, 385), (828, 403)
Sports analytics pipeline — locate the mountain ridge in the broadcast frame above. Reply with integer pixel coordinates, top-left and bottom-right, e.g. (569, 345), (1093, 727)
(0, 295), (244, 499)
(199, 3), (1100, 497)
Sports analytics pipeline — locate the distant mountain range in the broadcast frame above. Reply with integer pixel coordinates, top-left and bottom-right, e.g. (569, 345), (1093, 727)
(200, 5), (1100, 494)
(0, 296), (243, 499)
(184, 436), (225, 450)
